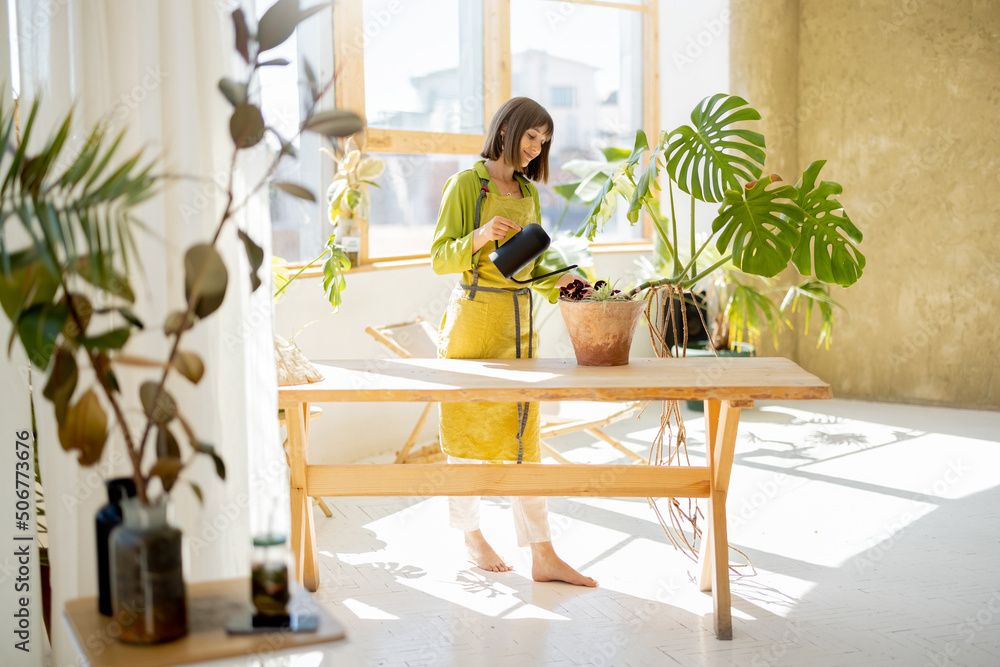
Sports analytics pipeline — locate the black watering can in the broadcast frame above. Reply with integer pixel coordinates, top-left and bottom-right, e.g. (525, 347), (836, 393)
(488, 225), (577, 284)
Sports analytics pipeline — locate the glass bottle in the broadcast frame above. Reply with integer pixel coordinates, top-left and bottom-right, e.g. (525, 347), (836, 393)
(96, 477), (136, 616)
(251, 534), (292, 616)
(110, 496), (187, 643)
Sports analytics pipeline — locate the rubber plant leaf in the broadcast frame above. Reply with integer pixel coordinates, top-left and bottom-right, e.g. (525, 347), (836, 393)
(57, 388), (108, 466)
(237, 229), (265, 293)
(713, 175), (803, 278)
(302, 109), (364, 138)
(140, 381), (177, 425)
(172, 350), (205, 384)
(231, 8), (250, 64)
(664, 93), (766, 203)
(274, 181), (316, 202)
(184, 243), (228, 318)
(149, 457), (183, 493)
(43, 345), (78, 425)
(230, 104), (265, 149)
(156, 425), (182, 460)
(791, 160), (866, 287)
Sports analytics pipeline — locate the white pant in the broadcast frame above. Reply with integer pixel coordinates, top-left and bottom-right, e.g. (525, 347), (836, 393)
(447, 456), (551, 547)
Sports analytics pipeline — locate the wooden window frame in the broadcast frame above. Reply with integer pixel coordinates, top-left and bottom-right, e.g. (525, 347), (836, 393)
(330, 0), (659, 266)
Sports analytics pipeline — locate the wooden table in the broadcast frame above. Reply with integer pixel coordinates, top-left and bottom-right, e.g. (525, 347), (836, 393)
(62, 578), (346, 666)
(278, 357), (832, 640)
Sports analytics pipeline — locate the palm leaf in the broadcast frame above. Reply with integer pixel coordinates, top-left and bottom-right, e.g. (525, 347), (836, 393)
(712, 175), (803, 278)
(780, 279), (843, 349)
(664, 93), (765, 203)
(726, 282), (786, 350)
(791, 160), (866, 287)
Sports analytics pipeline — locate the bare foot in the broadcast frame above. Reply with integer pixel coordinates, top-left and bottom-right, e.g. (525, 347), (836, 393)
(465, 530), (513, 572)
(530, 542), (598, 587)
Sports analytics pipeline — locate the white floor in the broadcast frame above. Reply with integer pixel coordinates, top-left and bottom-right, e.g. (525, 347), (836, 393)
(297, 399), (1000, 666)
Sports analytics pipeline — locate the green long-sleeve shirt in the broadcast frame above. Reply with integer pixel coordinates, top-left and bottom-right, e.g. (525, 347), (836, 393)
(430, 160), (561, 302)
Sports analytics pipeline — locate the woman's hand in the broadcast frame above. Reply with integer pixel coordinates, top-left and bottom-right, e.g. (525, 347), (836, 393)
(472, 216), (521, 252)
(555, 273), (589, 289)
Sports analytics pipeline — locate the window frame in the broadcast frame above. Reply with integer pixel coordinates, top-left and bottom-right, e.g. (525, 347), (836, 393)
(326, 0), (659, 267)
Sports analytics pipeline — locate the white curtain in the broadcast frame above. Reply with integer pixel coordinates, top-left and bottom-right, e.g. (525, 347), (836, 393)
(15, 1), (280, 664)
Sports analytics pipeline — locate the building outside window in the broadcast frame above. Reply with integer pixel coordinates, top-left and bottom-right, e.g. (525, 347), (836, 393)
(264, 0), (659, 267)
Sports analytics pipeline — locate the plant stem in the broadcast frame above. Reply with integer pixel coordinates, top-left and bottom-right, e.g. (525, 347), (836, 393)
(58, 271), (147, 502)
(689, 194), (696, 278)
(274, 248), (331, 299)
(681, 254), (733, 290)
(641, 195), (674, 260)
(136, 148), (239, 471)
(677, 234), (716, 283)
(667, 180), (681, 276)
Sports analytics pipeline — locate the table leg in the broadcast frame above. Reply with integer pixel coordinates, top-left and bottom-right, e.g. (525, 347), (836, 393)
(698, 400), (721, 592)
(696, 400), (743, 640)
(287, 401), (320, 591)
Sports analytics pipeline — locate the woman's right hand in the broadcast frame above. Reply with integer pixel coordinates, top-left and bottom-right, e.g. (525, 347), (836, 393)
(472, 216), (522, 252)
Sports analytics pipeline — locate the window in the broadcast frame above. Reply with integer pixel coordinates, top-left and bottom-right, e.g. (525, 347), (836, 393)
(269, 0), (659, 266)
(550, 85), (575, 108)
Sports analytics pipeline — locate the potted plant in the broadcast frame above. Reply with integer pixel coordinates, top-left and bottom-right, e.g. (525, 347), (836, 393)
(0, 1), (363, 644)
(558, 279), (645, 366)
(558, 93), (865, 362)
(324, 136), (385, 265)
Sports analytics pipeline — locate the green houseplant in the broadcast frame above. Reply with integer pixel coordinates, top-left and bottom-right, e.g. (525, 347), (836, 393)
(0, 0), (363, 643)
(553, 93), (866, 563)
(560, 93), (864, 359)
(324, 136), (384, 265)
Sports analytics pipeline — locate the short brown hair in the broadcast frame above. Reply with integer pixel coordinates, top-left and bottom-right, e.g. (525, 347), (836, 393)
(480, 97), (553, 183)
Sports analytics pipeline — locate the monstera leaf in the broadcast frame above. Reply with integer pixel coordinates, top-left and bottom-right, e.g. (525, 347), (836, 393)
(713, 175), (803, 278)
(664, 94), (766, 203)
(791, 161), (865, 287)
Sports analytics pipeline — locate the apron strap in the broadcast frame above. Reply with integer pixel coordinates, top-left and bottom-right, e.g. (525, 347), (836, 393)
(468, 178), (490, 301)
(464, 176), (532, 463)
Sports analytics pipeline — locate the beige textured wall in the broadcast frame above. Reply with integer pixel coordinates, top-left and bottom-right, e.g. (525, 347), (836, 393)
(732, 0), (1000, 409)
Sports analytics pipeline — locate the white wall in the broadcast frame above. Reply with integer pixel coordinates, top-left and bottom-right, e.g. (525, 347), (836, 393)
(658, 0), (731, 243)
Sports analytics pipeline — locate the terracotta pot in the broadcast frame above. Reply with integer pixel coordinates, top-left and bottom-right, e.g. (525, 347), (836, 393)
(559, 298), (645, 366)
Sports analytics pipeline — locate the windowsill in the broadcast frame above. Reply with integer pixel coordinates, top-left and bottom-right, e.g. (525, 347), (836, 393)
(286, 242), (655, 279)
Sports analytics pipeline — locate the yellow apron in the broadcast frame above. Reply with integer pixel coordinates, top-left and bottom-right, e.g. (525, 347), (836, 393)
(438, 179), (541, 463)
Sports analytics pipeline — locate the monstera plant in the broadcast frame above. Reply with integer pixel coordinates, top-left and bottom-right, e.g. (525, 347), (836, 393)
(574, 93), (865, 350)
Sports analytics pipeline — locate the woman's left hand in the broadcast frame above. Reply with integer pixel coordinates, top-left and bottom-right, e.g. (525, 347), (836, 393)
(555, 273), (589, 289)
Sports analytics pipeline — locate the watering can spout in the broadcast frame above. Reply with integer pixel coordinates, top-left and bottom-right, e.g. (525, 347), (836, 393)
(489, 225), (577, 285)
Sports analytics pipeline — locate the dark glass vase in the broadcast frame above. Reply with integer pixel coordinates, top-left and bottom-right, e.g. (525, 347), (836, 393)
(110, 497), (187, 644)
(96, 477), (136, 616)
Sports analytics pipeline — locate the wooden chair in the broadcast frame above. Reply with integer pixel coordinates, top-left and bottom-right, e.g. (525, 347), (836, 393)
(365, 317), (645, 465)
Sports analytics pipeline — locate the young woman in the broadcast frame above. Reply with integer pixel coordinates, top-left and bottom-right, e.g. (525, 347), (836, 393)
(430, 97), (596, 587)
